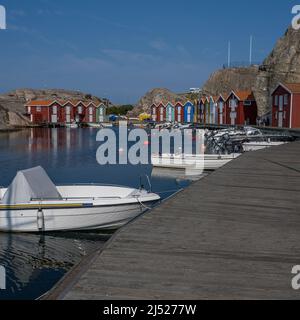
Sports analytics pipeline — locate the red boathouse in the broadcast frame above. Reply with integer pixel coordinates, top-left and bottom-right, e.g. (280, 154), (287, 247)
(271, 83), (300, 128)
(157, 102), (166, 123)
(225, 91), (257, 126)
(175, 102), (184, 123)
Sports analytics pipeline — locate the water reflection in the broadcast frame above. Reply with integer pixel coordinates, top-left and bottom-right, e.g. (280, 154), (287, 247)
(0, 232), (109, 300)
(0, 128), (152, 187)
(0, 128), (191, 299)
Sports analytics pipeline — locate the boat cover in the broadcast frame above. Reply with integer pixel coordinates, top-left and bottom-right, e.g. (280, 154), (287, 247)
(2, 166), (62, 204)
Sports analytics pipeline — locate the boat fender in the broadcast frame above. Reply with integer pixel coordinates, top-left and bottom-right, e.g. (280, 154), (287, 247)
(37, 209), (45, 231)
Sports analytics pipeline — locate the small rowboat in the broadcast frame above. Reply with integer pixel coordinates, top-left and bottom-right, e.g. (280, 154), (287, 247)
(0, 167), (160, 233)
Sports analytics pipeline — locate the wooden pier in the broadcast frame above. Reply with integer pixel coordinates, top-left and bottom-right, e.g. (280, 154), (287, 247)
(47, 141), (300, 300)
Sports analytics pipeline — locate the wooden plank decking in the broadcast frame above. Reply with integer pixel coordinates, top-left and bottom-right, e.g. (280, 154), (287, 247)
(47, 141), (300, 300)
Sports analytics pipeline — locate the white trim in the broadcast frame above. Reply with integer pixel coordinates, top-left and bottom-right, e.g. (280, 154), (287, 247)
(61, 100), (75, 107)
(227, 90), (242, 102)
(217, 94), (226, 102)
(184, 100), (194, 106)
(157, 102), (166, 110)
(271, 83), (292, 96)
(165, 102), (174, 108)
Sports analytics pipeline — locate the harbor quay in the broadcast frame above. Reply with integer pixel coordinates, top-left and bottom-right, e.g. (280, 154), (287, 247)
(45, 140), (300, 300)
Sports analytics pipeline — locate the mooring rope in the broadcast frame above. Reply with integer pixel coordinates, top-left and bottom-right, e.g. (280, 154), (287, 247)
(137, 197), (152, 210)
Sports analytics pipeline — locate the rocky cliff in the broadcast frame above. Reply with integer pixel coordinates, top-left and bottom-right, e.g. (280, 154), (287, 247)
(254, 27), (300, 115)
(0, 89), (107, 129)
(203, 26), (300, 116)
(202, 66), (259, 97)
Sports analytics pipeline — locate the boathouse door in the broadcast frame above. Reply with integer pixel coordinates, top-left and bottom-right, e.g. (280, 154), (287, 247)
(168, 107), (173, 122)
(278, 96), (284, 127)
(89, 107), (94, 123)
(66, 106), (71, 123)
(177, 106), (182, 122)
(230, 99), (237, 125)
(187, 106), (192, 123)
(160, 106), (164, 122)
(51, 105), (57, 123)
(99, 108), (104, 122)
(219, 102), (223, 124)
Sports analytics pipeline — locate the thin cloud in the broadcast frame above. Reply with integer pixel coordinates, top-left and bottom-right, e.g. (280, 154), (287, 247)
(149, 39), (169, 51)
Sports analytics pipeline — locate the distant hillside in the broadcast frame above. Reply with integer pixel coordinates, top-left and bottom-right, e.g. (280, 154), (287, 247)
(0, 89), (110, 129)
(131, 88), (194, 116)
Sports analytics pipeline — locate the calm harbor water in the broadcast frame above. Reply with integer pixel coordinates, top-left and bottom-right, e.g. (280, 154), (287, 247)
(0, 128), (191, 300)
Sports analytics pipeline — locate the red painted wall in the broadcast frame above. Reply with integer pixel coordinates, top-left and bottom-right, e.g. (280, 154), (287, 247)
(292, 94), (300, 128)
(225, 94), (257, 125)
(243, 101), (257, 125)
(31, 106), (50, 124)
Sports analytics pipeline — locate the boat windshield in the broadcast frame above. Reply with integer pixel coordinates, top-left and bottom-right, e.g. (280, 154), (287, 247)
(1, 166), (62, 204)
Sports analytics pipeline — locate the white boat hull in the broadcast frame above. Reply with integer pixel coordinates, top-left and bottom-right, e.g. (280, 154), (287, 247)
(151, 154), (240, 171)
(0, 202), (155, 233)
(242, 141), (287, 152)
(0, 185), (160, 233)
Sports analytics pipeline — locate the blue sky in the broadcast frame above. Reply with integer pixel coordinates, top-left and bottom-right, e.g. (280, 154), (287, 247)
(0, 0), (296, 103)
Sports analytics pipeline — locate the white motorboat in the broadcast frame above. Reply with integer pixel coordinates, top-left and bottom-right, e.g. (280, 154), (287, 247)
(65, 122), (78, 129)
(87, 123), (102, 128)
(0, 167), (160, 233)
(242, 141), (288, 152)
(151, 153), (240, 171)
(100, 123), (113, 128)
